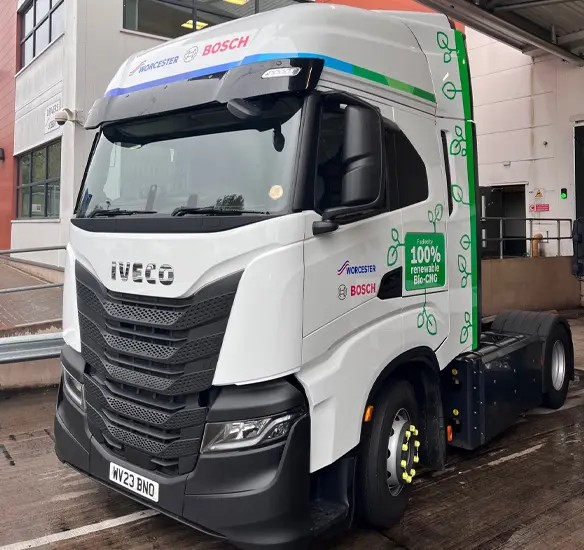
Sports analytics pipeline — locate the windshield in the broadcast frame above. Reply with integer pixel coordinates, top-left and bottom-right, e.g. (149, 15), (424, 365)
(76, 96), (303, 218)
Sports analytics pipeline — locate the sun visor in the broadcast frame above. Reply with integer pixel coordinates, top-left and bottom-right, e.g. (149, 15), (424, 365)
(85, 57), (324, 130)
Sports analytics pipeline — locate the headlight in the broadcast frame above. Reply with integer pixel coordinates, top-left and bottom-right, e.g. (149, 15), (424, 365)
(62, 365), (85, 410)
(201, 412), (297, 453)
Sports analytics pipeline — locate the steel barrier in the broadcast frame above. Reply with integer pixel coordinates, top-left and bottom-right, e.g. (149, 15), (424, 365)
(0, 245), (65, 294)
(0, 332), (63, 364)
(480, 217), (573, 259)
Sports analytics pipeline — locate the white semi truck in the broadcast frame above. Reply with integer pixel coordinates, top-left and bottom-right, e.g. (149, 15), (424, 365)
(54, 4), (574, 549)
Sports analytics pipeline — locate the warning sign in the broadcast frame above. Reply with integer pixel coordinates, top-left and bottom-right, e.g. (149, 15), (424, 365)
(529, 203), (549, 212)
(535, 189), (544, 199)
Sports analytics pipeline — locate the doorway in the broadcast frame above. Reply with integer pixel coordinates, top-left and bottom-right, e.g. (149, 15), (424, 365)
(575, 125), (584, 220)
(480, 184), (527, 258)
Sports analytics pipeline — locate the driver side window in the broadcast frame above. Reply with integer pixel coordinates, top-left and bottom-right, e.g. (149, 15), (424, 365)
(315, 110), (345, 213)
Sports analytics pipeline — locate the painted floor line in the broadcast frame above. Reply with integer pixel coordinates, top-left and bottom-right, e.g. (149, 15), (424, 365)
(487, 443), (544, 467)
(0, 510), (159, 550)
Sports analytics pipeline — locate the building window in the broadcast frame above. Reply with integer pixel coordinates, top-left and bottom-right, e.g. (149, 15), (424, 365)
(16, 141), (61, 219)
(123, 0), (306, 40)
(20, 0), (65, 68)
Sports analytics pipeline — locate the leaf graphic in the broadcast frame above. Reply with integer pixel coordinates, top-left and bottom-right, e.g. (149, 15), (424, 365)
(442, 81), (458, 100)
(428, 210), (435, 224)
(460, 325), (469, 344)
(461, 274), (468, 288)
(457, 254), (467, 272)
(391, 228), (399, 242)
(460, 234), (471, 250)
(387, 246), (398, 267)
(461, 148), (467, 157)
(434, 204), (444, 222)
(427, 314), (438, 336)
(417, 312), (425, 328)
(444, 51), (452, 63)
(454, 125), (464, 139)
(464, 311), (471, 324)
(437, 31), (449, 50)
(450, 141), (461, 156)
(452, 185), (464, 203)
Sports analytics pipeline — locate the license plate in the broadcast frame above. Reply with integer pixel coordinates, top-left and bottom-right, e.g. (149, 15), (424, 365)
(109, 462), (159, 503)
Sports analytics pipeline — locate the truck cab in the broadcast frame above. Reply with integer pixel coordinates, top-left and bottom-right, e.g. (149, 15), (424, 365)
(54, 5), (574, 550)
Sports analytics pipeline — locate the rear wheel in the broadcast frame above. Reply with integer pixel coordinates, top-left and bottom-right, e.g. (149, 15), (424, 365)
(356, 379), (420, 528)
(542, 323), (573, 409)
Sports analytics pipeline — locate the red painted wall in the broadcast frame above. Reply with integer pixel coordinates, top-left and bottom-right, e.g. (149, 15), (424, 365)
(0, 0), (16, 250)
(317, 0), (464, 30)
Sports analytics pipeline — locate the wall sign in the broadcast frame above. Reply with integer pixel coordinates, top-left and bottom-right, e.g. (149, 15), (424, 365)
(44, 95), (62, 134)
(529, 203), (550, 212)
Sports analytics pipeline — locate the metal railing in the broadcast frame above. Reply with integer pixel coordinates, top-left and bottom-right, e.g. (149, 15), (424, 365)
(480, 217), (573, 259)
(0, 246), (65, 364)
(0, 245), (65, 294)
(0, 332), (64, 364)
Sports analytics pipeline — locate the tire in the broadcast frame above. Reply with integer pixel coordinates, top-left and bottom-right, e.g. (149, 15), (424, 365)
(542, 323), (573, 409)
(356, 379), (420, 529)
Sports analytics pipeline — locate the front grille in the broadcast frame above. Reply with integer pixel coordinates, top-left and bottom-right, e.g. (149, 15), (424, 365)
(76, 262), (242, 476)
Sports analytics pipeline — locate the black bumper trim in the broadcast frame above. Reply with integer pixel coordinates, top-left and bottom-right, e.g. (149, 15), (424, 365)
(55, 386), (313, 550)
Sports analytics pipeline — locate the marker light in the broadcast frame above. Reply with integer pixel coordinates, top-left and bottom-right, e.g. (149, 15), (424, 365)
(261, 67), (302, 79)
(561, 188), (568, 200)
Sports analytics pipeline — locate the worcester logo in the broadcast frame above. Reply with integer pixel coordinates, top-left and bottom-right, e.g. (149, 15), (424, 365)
(337, 261), (377, 276)
(129, 55), (180, 76)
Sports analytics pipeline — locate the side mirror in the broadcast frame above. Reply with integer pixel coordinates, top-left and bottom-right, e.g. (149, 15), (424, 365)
(314, 105), (383, 236)
(341, 105), (383, 207)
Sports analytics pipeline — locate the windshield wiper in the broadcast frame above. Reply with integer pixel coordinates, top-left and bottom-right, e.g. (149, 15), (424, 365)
(87, 208), (157, 218)
(171, 206), (269, 217)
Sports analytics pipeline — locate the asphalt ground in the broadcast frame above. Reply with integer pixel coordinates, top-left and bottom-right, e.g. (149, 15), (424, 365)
(2, 318), (584, 550)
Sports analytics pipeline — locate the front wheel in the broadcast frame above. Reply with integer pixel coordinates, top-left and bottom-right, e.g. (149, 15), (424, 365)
(356, 379), (420, 529)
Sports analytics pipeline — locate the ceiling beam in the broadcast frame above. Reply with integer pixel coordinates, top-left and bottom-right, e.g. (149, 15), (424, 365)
(494, 0), (579, 11)
(557, 29), (584, 45)
(414, 0), (584, 65)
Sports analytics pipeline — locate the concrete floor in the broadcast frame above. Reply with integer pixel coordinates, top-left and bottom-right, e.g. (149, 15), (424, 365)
(3, 319), (584, 550)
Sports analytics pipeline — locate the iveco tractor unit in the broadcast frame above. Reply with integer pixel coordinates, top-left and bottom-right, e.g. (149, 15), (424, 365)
(54, 4), (574, 549)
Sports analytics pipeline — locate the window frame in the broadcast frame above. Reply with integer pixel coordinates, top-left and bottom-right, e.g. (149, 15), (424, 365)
(122, 0), (311, 40)
(15, 140), (61, 220)
(19, 0), (65, 69)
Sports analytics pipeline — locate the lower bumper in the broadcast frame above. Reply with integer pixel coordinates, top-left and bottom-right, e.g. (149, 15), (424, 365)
(55, 386), (312, 550)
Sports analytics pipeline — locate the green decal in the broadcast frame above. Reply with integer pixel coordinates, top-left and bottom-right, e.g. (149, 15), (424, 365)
(457, 254), (471, 288)
(442, 81), (461, 100)
(405, 233), (446, 291)
(449, 125), (467, 157)
(437, 31), (456, 64)
(351, 65), (436, 103)
(455, 30), (479, 349)
(452, 185), (470, 206)
(417, 290), (438, 336)
(460, 311), (472, 344)
(387, 228), (404, 267)
(460, 233), (471, 250)
(427, 203), (444, 233)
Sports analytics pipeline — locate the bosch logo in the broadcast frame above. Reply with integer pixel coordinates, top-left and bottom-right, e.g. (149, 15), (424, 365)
(184, 46), (198, 63)
(111, 262), (174, 286)
(338, 284), (348, 300)
(202, 35), (250, 56)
